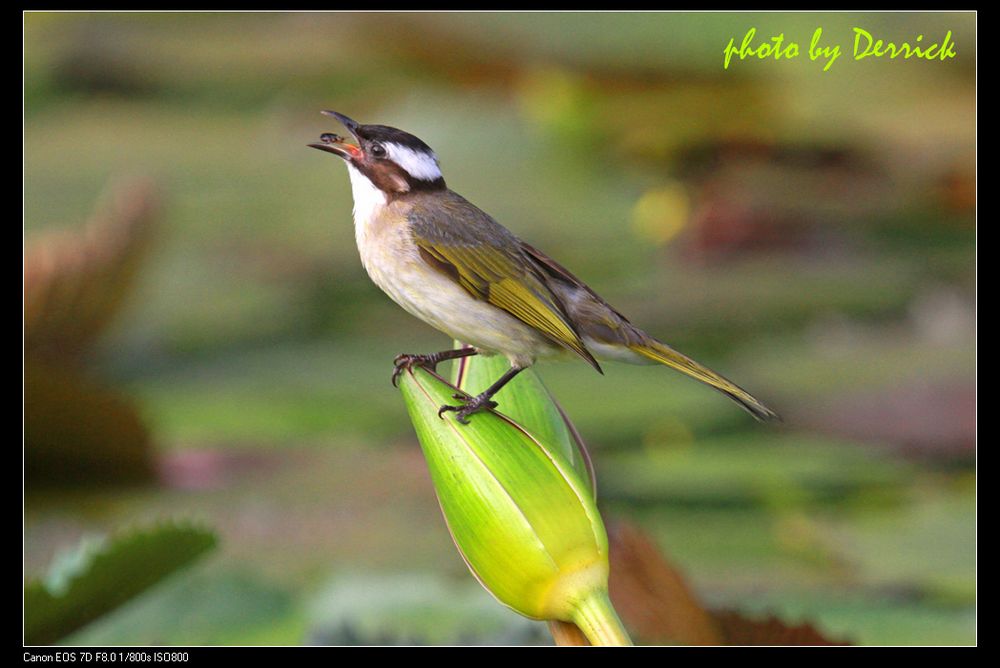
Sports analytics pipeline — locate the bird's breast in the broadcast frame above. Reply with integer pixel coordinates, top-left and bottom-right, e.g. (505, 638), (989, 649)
(355, 210), (470, 332)
(352, 205), (550, 365)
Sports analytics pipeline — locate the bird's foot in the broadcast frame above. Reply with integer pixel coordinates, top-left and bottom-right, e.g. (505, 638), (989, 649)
(392, 348), (481, 387)
(437, 392), (499, 425)
(392, 353), (440, 387)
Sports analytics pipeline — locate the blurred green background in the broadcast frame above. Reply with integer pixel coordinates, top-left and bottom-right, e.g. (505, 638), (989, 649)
(24, 12), (975, 645)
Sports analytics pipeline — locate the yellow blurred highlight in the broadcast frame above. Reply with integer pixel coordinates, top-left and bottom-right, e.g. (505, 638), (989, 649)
(630, 183), (690, 246)
(515, 66), (594, 140)
(641, 416), (695, 458)
(772, 512), (846, 574)
(773, 512), (821, 554)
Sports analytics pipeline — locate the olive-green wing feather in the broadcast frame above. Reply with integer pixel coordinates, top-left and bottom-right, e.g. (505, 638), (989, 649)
(408, 192), (601, 371)
(521, 241), (780, 422)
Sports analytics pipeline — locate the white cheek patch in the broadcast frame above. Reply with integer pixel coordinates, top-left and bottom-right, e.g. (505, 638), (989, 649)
(384, 142), (442, 182)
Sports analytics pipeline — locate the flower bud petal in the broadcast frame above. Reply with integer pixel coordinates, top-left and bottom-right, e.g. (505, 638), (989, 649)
(399, 366), (608, 622)
(451, 347), (595, 494)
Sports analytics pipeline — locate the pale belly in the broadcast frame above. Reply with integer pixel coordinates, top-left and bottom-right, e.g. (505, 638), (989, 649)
(358, 224), (554, 367)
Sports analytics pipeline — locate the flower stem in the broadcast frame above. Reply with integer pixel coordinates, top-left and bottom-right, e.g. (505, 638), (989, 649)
(569, 589), (633, 646)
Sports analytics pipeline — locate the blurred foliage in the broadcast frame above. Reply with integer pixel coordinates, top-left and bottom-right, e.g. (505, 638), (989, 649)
(26, 360), (154, 486)
(306, 573), (547, 645)
(25, 178), (160, 364)
(65, 569), (298, 646)
(24, 11), (975, 646)
(24, 522), (216, 645)
(25, 178), (161, 486)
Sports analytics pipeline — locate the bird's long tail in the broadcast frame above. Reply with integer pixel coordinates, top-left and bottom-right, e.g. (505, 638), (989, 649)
(629, 338), (781, 423)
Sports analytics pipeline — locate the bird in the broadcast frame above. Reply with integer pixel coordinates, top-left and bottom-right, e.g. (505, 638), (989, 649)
(309, 111), (779, 425)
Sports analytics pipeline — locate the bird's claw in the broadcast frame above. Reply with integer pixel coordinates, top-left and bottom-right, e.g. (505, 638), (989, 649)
(437, 394), (499, 424)
(391, 353), (438, 387)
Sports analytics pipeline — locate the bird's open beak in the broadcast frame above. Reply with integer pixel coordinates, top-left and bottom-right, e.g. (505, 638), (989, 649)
(308, 110), (364, 160)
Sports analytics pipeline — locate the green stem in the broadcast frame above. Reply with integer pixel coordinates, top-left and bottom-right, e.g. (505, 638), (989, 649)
(569, 589), (633, 646)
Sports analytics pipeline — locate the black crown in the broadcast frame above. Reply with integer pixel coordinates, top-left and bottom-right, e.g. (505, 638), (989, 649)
(356, 124), (435, 155)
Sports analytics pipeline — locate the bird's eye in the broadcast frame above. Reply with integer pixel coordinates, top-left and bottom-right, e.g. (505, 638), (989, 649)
(370, 143), (387, 158)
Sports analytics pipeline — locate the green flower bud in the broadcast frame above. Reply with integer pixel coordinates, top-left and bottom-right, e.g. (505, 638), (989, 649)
(398, 360), (630, 645)
(451, 347), (594, 495)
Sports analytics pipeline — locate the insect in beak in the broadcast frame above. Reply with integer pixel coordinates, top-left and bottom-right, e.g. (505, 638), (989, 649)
(308, 110), (367, 160)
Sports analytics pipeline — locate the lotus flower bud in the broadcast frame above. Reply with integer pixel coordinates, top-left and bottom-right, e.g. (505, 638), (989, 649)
(398, 360), (630, 645)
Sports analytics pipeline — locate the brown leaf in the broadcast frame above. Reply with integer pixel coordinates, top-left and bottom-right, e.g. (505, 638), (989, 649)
(608, 520), (723, 645)
(607, 520), (851, 646)
(711, 609), (851, 646)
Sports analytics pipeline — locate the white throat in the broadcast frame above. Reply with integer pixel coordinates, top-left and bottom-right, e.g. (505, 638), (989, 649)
(346, 163), (387, 245)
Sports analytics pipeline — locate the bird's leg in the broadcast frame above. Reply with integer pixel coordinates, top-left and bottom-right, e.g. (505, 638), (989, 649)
(438, 366), (526, 425)
(392, 347), (479, 387)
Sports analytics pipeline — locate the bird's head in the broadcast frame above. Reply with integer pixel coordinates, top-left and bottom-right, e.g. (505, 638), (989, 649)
(309, 111), (445, 195)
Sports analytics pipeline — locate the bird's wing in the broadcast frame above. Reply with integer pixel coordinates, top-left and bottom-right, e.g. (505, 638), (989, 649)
(519, 241), (647, 348)
(522, 242), (779, 422)
(408, 193), (601, 371)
